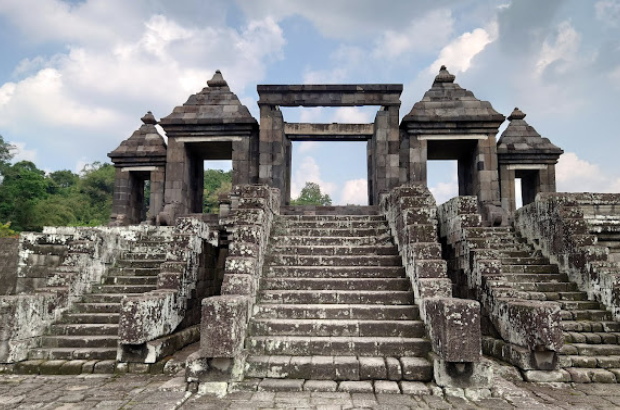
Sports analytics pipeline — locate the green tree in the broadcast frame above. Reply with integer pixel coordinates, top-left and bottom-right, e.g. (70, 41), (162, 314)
(203, 169), (232, 213)
(0, 134), (15, 168)
(291, 182), (332, 206)
(0, 161), (48, 231)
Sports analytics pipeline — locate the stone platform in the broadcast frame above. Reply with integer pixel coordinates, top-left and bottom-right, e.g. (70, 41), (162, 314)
(3, 373), (620, 409)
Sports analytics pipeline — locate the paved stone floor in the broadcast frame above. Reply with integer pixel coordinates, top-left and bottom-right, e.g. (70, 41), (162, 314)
(3, 374), (620, 409)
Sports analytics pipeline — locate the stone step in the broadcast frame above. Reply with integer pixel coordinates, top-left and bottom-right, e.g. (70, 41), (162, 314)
(540, 291), (588, 302)
(246, 336), (431, 357)
(278, 215), (386, 222)
(268, 245), (398, 256)
(259, 290), (414, 305)
(264, 266), (406, 279)
(91, 285), (156, 294)
(564, 332), (620, 344)
(119, 251), (168, 261)
(58, 313), (120, 324)
(561, 309), (613, 321)
(562, 320), (620, 333)
(253, 304), (420, 320)
(501, 256), (550, 265)
(500, 250), (538, 258)
(248, 319), (425, 338)
(261, 278), (410, 292)
(244, 355), (433, 382)
(116, 259), (165, 269)
(72, 303), (121, 314)
(465, 227), (515, 238)
(510, 282), (579, 293)
(83, 293), (143, 303)
(560, 301), (606, 311)
(28, 348), (117, 361)
(560, 355), (620, 369)
(41, 335), (118, 348)
(502, 273), (568, 282)
(48, 324), (119, 336)
(103, 276), (158, 286)
(270, 236), (393, 247)
(501, 264), (560, 274)
(277, 227), (390, 237)
(267, 255), (402, 267)
(275, 220), (387, 229)
(107, 267), (160, 277)
(568, 343), (620, 356)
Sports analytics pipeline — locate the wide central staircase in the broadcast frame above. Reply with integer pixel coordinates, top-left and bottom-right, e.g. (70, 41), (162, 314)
(479, 226), (620, 382)
(27, 236), (169, 365)
(244, 213), (433, 390)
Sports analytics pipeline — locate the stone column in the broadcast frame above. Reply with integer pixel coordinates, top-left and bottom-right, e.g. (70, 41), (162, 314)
(499, 164), (516, 214)
(147, 167), (166, 221)
(409, 136), (427, 186)
(259, 105), (286, 202)
(386, 105), (400, 192)
(110, 168), (131, 225)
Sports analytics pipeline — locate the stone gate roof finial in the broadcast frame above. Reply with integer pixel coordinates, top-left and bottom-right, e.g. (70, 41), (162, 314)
(508, 107), (526, 121)
(207, 70), (228, 88)
(141, 111), (157, 125)
(434, 65), (455, 84)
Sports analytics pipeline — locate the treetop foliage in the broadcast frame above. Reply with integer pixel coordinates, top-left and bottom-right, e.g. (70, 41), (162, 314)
(291, 181), (332, 206)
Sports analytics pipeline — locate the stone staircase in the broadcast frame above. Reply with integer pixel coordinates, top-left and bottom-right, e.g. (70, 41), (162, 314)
(27, 238), (169, 365)
(482, 226), (620, 382)
(244, 213), (433, 392)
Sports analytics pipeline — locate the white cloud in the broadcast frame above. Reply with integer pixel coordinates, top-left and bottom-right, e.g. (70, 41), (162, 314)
(373, 9), (453, 59)
(341, 179), (367, 205)
(0, 11), (285, 170)
(303, 68), (348, 84)
(330, 107), (374, 124)
(297, 142), (319, 154)
(299, 107), (324, 123)
(290, 156), (337, 199)
(556, 152), (620, 193)
(429, 24), (496, 75)
(535, 21), (581, 78)
(74, 158), (90, 174)
(430, 180), (459, 206)
(10, 141), (37, 163)
(595, 0), (620, 27)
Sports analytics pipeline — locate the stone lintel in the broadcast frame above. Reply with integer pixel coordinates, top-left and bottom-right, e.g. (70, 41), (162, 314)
(505, 164), (548, 171)
(417, 134), (488, 141)
(284, 123), (374, 141)
(257, 84), (402, 107)
(175, 136), (244, 143)
(121, 166), (160, 173)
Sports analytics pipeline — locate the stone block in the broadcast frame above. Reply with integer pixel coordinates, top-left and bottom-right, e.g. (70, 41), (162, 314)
(386, 357), (402, 381)
(359, 357), (386, 380)
(201, 295), (249, 357)
(334, 355), (359, 381)
(433, 356), (492, 388)
(424, 298), (481, 362)
(400, 357), (432, 381)
(221, 274), (254, 296)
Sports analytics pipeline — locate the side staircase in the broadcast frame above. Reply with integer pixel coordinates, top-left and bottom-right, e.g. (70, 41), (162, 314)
(26, 237), (169, 370)
(480, 226), (620, 382)
(244, 213), (433, 392)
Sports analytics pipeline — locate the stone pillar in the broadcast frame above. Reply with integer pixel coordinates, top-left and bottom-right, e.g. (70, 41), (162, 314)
(499, 164), (516, 214)
(386, 105), (400, 192)
(111, 168), (131, 225)
(473, 136), (501, 206)
(372, 110), (388, 204)
(409, 136), (427, 185)
(367, 140), (374, 204)
(259, 105), (286, 203)
(163, 138), (188, 219)
(148, 167), (166, 221)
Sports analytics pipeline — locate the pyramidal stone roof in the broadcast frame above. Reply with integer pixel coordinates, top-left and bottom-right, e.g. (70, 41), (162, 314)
(402, 66), (505, 124)
(108, 112), (167, 163)
(159, 70), (257, 126)
(497, 107), (563, 157)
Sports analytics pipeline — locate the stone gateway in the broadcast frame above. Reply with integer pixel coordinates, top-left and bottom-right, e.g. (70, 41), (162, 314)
(2, 67), (620, 394)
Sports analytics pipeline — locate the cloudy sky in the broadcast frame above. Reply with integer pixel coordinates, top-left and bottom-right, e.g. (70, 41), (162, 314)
(0, 0), (619, 205)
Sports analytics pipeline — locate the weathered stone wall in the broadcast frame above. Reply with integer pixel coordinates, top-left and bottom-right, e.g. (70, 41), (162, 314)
(193, 185), (280, 382)
(438, 196), (563, 371)
(381, 186), (487, 388)
(0, 238), (18, 295)
(118, 218), (218, 360)
(514, 193), (620, 320)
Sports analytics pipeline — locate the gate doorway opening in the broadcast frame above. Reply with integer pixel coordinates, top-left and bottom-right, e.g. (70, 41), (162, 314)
(290, 141), (368, 206)
(428, 160), (458, 206)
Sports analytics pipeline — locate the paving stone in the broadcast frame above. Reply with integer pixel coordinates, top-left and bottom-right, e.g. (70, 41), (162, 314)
(258, 378), (304, 392)
(303, 380), (337, 392)
(373, 380), (400, 394)
(399, 381), (431, 395)
(337, 381), (374, 393)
